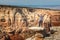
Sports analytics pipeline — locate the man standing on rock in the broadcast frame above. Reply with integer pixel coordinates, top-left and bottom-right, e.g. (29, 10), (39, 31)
(39, 14), (44, 27)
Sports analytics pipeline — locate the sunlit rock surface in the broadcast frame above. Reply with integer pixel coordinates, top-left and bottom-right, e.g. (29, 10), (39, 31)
(0, 5), (60, 40)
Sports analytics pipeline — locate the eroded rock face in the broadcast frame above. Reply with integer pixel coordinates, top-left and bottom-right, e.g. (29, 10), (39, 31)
(0, 6), (60, 32)
(0, 6), (60, 40)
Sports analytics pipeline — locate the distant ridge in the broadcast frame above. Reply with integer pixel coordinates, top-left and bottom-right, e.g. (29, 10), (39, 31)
(0, 5), (29, 8)
(0, 5), (60, 11)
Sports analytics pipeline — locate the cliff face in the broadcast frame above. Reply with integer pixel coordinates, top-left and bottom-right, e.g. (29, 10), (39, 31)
(0, 6), (60, 32)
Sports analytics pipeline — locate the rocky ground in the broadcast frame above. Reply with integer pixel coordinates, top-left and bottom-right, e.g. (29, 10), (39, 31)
(0, 26), (60, 40)
(44, 27), (60, 40)
(25, 27), (60, 40)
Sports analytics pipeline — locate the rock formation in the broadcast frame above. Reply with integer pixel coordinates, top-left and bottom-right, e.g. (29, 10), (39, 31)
(0, 5), (60, 40)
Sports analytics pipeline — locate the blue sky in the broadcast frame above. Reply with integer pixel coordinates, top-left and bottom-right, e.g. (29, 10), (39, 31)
(0, 0), (60, 6)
